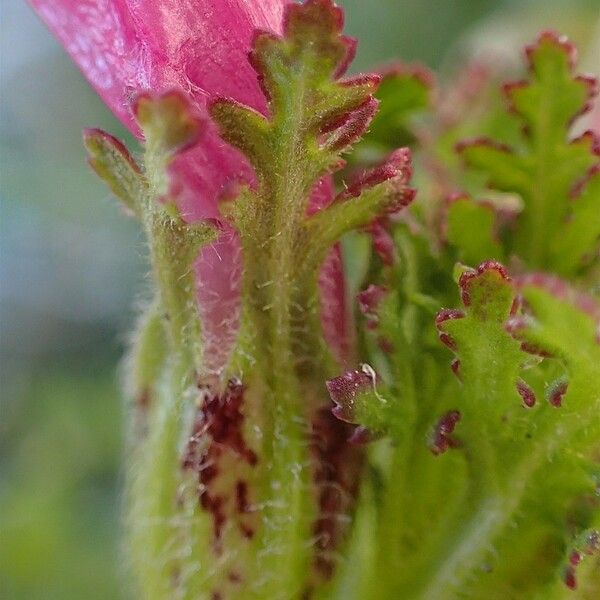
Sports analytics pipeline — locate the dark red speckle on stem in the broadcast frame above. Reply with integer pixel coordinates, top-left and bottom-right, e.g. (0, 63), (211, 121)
(182, 377), (258, 544)
(310, 407), (363, 579)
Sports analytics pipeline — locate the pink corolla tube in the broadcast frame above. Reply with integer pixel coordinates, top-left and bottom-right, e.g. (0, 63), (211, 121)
(29, 0), (352, 371)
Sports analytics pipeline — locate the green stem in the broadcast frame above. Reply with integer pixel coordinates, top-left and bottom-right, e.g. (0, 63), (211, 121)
(127, 152), (211, 596)
(226, 103), (329, 599)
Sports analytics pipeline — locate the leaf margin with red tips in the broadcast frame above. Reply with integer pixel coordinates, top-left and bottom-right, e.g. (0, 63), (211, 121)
(210, 0), (382, 192)
(457, 30), (600, 274)
(434, 261), (530, 456)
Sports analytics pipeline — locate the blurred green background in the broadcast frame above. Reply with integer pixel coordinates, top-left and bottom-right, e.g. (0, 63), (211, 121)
(1, 1), (598, 598)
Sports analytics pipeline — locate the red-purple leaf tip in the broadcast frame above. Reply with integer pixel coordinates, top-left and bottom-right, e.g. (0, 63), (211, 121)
(450, 358), (461, 378)
(547, 379), (568, 408)
(430, 410), (462, 455)
(525, 30), (578, 70)
(83, 127), (141, 173)
(507, 273), (600, 356)
(435, 309), (465, 351)
(248, 29), (280, 103)
(364, 220), (396, 266)
(571, 162), (600, 198)
(134, 91), (204, 155)
(516, 379), (536, 408)
(570, 129), (600, 158)
(504, 31), (599, 127)
(322, 96), (380, 152)
(357, 284), (389, 329)
(251, 0), (367, 104)
(378, 61), (435, 91)
(504, 315), (554, 357)
(283, 0), (349, 72)
(326, 364), (377, 423)
(337, 148), (416, 211)
(455, 136), (513, 156)
(458, 260), (510, 307)
(435, 308), (466, 326)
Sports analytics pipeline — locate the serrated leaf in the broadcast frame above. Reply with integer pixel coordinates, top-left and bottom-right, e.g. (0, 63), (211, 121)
(85, 91), (218, 367)
(211, 0), (380, 193)
(458, 32), (599, 273)
(436, 261), (524, 431)
(305, 149), (416, 257)
(509, 274), (600, 427)
(204, 3), (417, 592)
(422, 262), (600, 597)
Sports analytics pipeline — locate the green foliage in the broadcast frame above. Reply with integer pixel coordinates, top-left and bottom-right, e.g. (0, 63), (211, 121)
(83, 91), (218, 600)
(86, 2), (418, 598)
(351, 66), (433, 161)
(330, 257), (599, 598)
(444, 195), (504, 264)
(458, 32), (600, 273)
(85, 93), (216, 363)
(323, 29), (600, 600)
(79, 4), (600, 598)
(551, 166), (600, 274)
(436, 262), (524, 435)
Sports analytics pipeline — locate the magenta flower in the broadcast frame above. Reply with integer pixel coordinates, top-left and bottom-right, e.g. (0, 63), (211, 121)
(30, 0), (349, 370)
